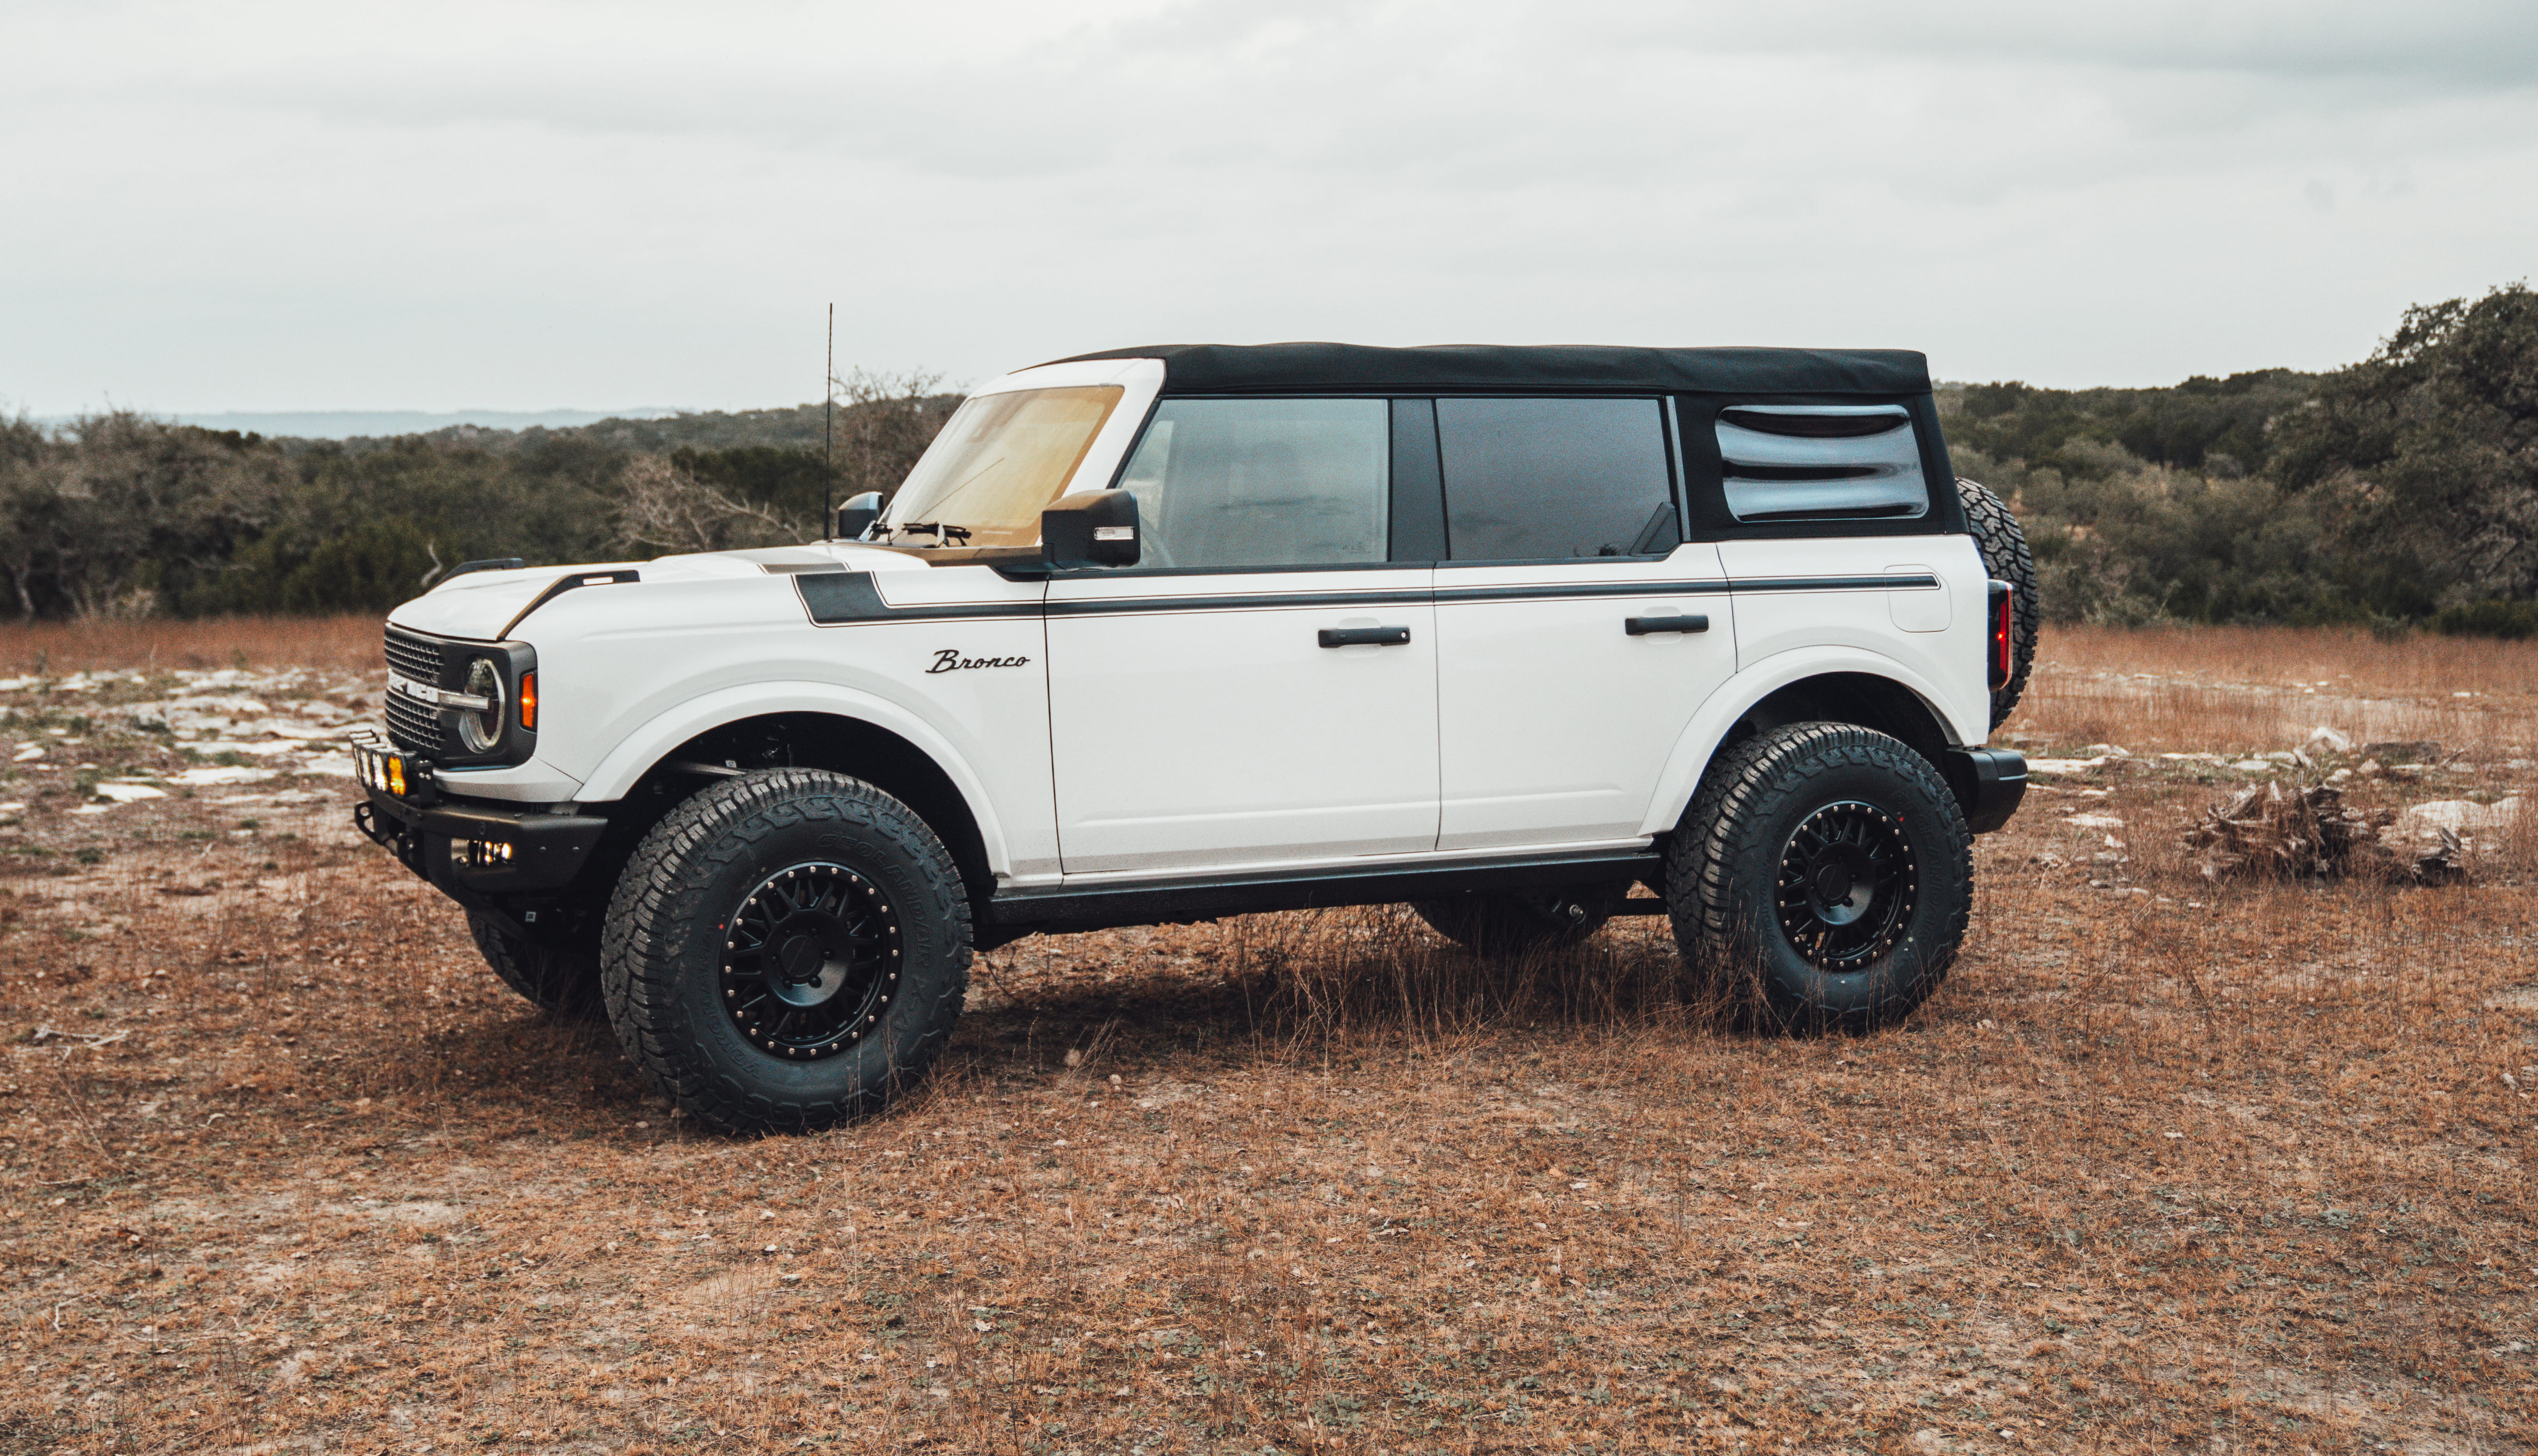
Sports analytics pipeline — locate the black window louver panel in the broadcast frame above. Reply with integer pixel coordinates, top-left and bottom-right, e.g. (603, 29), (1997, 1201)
(1716, 405), (1929, 523)
(1719, 407), (1908, 439)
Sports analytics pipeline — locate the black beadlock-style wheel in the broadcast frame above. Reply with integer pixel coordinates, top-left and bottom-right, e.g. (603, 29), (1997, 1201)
(1410, 885), (1626, 957)
(1774, 802), (1917, 969)
(468, 911), (604, 1020)
(1957, 476), (2038, 730)
(600, 768), (971, 1134)
(1666, 722), (1970, 1032)
(720, 861), (903, 1060)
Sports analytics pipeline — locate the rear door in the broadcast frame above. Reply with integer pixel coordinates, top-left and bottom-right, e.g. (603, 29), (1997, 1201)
(1043, 397), (1439, 875)
(1686, 398), (1987, 719)
(1425, 396), (1738, 851)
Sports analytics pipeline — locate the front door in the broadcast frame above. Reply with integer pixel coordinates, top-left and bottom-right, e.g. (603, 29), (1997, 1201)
(1044, 397), (1439, 875)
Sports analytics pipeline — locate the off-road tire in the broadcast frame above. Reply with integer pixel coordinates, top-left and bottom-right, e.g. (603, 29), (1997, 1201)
(468, 912), (604, 1019)
(1666, 723), (1970, 1032)
(1411, 885), (1626, 957)
(599, 768), (971, 1134)
(1957, 476), (2038, 730)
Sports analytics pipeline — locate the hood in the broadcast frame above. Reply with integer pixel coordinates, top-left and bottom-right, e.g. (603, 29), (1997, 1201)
(383, 543), (916, 641)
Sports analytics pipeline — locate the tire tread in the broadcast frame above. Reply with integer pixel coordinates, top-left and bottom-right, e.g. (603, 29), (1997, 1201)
(1665, 722), (1971, 1029)
(1957, 476), (2039, 730)
(598, 768), (971, 1134)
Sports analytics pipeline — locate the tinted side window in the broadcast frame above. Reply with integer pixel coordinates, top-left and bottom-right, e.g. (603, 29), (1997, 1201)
(1113, 398), (1390, 569)
(1715, 405), (1928, 522)
(1434, 398), (1677, 560)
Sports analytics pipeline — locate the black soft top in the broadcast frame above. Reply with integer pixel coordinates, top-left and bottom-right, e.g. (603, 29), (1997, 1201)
(1045, 343), (1929, 397)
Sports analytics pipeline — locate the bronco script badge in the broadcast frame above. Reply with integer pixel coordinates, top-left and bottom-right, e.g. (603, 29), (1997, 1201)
(928, 649), (1032, 674)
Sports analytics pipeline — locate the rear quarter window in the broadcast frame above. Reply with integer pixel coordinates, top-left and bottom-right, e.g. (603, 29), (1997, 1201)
(1712, 405), (1929, 523)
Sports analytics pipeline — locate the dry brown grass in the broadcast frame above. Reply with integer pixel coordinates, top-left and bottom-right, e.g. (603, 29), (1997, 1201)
(2004, 624), (2538, 762)
(0, 624), (2531, 1454)
(0, 616), (382, 675)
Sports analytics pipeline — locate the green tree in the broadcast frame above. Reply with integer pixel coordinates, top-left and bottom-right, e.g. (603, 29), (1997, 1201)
(2273, 282), (2538, 610)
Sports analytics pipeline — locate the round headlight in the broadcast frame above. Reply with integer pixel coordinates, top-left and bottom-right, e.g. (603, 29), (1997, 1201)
(455, 657), (506, 754)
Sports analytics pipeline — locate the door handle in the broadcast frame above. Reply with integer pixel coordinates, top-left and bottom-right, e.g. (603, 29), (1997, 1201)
(1318, 625), (1411, 648)
(1624, 614), (1709, 636)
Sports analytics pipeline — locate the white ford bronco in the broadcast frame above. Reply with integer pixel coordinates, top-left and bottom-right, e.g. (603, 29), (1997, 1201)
(352, 344), (2036, 1133)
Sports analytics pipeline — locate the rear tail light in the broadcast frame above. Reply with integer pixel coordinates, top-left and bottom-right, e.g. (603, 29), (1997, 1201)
(1987, 581), (2013, 688)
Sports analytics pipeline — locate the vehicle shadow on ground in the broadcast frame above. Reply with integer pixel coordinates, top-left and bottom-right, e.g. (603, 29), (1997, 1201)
(948, 925), (1766, 1081)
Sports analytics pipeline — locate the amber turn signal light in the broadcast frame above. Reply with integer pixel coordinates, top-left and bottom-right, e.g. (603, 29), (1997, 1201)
(386, 756), (407, 796)
(518, 671), (538, 731)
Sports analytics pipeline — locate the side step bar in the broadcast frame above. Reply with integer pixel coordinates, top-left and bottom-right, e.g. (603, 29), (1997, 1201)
(988, 848), (1665, 935)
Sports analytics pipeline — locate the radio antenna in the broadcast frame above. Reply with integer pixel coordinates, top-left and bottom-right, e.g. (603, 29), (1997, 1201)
(822, 302), (835, 541)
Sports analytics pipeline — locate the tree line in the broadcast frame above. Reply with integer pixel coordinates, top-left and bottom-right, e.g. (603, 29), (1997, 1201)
(0, 372), (953, 619)
(4, 285), (2535, 633)
(1942, 281), (2538, 636)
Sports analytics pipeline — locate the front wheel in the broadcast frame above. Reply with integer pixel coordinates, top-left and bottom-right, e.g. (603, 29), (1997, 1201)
(599, 769), (972, 1134)
(1666, 723), (1970, 1032)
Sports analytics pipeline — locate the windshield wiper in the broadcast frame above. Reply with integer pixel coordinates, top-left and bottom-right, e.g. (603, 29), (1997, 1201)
(892, 522), (973, 546)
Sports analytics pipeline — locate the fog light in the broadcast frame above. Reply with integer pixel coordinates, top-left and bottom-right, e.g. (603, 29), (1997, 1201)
(387, 757), (407, 796)
(455, 839), (515, 869)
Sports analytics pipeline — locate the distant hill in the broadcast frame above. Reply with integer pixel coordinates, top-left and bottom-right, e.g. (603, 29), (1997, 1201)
(299, 401), (964, 457)
(155, 407), (688, 440)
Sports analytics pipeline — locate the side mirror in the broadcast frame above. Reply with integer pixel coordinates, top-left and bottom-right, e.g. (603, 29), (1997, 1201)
(1040, 490), (1140, 568)
(834, 491), (883, 541)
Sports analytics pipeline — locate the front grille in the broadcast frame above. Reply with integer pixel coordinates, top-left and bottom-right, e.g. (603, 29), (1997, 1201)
(383, 626), (443, 684)
(383, 691), (442, 754)
(382, 626), (445, 755)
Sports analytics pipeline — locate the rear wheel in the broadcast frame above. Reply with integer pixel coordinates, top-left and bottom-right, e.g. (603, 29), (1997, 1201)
(1411, 885), (1624, 957)
(1666, 723), (1970, 1032)
(468, 912), (602, 1020)
(600, 768), (972, 1134)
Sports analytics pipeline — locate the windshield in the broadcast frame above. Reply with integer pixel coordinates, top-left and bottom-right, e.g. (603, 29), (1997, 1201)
(874, 385), (1124, 549)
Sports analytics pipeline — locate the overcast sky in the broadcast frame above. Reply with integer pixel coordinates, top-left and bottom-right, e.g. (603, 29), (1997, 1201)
(6, 0), (2534, 414)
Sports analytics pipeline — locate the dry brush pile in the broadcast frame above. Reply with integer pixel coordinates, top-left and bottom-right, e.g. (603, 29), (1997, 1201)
(0, 620), (2531, 1455)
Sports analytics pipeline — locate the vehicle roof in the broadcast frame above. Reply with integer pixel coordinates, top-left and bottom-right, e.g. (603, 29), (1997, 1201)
(1041, 343), (1930, 396)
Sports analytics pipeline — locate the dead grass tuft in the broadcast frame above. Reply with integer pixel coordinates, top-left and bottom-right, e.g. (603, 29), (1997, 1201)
(2182, 780), (2468, 884)
(1220, 903), (1735, 1053)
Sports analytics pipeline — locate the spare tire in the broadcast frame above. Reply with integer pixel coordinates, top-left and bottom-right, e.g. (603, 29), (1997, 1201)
(1956, 477), (2037, 731)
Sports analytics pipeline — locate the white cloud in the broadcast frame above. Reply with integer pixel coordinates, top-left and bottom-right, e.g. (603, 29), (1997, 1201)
(3, 0), (2533, 413)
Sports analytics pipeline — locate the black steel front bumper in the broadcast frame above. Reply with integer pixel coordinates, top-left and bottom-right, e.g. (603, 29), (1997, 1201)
(1946, 747), (2027, 834)
(353, 787), (608, 896)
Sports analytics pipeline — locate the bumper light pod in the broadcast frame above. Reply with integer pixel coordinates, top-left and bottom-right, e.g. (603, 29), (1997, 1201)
(455, 838), (515, 869)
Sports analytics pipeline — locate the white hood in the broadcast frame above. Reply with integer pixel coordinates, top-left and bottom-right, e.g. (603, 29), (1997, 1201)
(385, 543), (912, 641)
